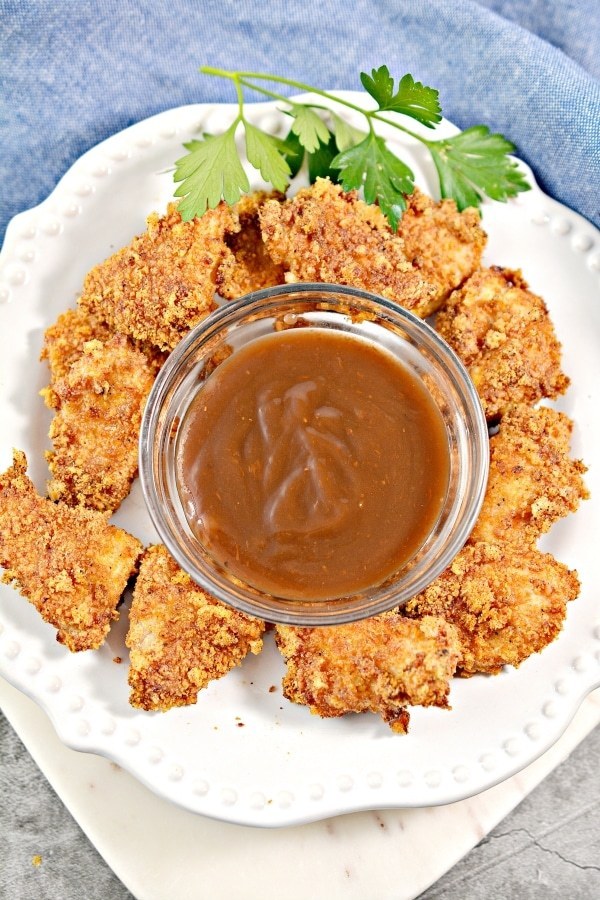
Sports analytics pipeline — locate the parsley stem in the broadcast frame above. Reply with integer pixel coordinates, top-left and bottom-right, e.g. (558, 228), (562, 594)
(202, 67), (368, 117)
(233, 75), (244, 117)
(201, 66), (431, 148)
(237, 78), (295, 106)
(371, 113), (427, 142)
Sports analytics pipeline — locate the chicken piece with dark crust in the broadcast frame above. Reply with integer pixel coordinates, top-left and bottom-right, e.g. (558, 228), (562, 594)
(471, 404), (588, 546)
(259, 178), (437, 317)
(216, 192), (286, 299)
(126, 545), (265, 711)
(0, 451), (142, 651)
(398, 187), (486, 305)
(42, 335), (157, 514)
(275, 613), (461, 733)
(79, 202), (240, 351)
(436, 267), (569, 419)
(405, 542), (580, 676)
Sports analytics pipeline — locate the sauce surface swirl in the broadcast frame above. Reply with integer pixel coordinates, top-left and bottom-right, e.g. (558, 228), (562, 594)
(176, 329), (449, 600)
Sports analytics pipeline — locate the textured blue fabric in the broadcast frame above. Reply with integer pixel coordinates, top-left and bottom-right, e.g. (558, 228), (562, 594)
(1, 0), (599, 245)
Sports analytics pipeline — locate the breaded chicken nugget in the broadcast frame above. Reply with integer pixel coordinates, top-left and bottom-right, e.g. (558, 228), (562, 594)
(41, 307), (167, 383)
(0, 451), (141, 651)
(275, 613), (461, 733)
(216, 192), (286, 299)
(41, 307), (114, 382)
(42, 336), (156, 513)
(259, 178), (437, 316)
(397, 187), (486, 305)
(405, 542), (580, 676)
(436, 267), (569, 419)
(126, 545), (265, 711)
(471, 405), (588, 545)
(79, 202), (240, 351)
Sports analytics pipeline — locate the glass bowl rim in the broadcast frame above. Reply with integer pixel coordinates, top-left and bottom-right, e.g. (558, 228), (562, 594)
(139, 282), (489, 625)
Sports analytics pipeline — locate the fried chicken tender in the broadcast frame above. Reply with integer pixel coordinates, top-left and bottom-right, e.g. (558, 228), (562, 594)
(41, 307), (114, 381)
(0, 451), (141, 651)
(41, 307), (167, 383)
(42, 335), (156, 513)
(79, 202), (240, 351)
(259, 178), (437, 316)
(216, 192), (286, 299)
(275, 613), (461, 733)
(126, 545), (265, 711)
(397, 187), (486, 305)
(405, 542), (580, 675)
(436, 267), (569, 419)
(471, 405), (588, 545)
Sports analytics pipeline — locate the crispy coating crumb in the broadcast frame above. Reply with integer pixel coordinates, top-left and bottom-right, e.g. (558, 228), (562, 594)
(126, 545), (265, 711)
(79, 202), (240, 351)
(217, 192), (286, 299)
(436, 267), (569, 419)
(259, 178), (437, 316)
(471, 405), (588, 545)
(398, 187), (486, 305)
(0, 451), (141, 651)
(275, 613), (460, 733)
(42, 335), (157, 513)
(405, 542), (580, 675)
(41, 307), (167, 383)
(41, 308), (114, 381)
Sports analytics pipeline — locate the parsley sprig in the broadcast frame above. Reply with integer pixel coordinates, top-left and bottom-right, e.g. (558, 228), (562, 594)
(174, 65), (530, 230)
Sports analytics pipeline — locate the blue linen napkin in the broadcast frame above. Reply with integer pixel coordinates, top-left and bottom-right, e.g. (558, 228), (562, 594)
(1, 0), (598, 244)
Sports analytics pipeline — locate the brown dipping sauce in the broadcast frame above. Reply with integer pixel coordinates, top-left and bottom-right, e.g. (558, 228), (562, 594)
(176, 329), (449, 601)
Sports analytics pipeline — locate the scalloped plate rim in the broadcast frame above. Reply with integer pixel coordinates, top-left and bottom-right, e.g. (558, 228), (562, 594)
(1, 95), (599, 827)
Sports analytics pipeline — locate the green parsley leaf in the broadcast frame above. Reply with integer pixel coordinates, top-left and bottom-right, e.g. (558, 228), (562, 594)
(289, 104), (331, 153)
(244, 121), (291, 192)
(174, 122), (249, 220)
(360, 66), (441, 128)
(428, 125), (532, 210)
(331, 132), (415, 231)
(177, 66), (532, 230)
(281, 128), (305, 178)
(331, 113), (365, 152)
(308, 130), (340, 183)
(182, 139), (203, 152)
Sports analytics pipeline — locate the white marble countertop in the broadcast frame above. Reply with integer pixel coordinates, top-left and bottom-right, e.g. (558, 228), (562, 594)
(1, 676), (599, 899)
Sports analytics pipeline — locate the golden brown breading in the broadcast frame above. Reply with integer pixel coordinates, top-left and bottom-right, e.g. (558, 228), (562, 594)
(40, 307), (114, 381)
(0, 450), (141, 651)
(42, 336), (156, 513)
(259, 178), (437, 316)
(275, 613), (461, 733)
(216, 192), (286, 299)
(398, 187), (486, 305)
(126, 545), (265, 711)
(405, 542), (580, 675)
(41, 307), (167, 383)
(471, 405), (588, 545)
(435, 267), (569, 419)
(79, 202), (240, 351)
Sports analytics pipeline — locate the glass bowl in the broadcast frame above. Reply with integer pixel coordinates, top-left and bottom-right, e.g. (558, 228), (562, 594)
(139, 284), (488, 625)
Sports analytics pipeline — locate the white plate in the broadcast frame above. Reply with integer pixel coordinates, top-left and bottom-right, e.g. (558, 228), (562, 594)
(1, 96), (599, 827)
